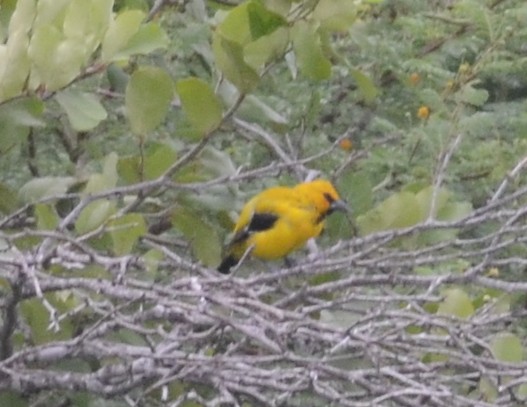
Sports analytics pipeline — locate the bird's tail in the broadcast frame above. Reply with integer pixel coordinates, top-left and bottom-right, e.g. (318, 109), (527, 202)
(217, 255), (238, 274)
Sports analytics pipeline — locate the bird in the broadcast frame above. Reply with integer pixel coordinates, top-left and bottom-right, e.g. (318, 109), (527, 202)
(217, 179), (348, 274)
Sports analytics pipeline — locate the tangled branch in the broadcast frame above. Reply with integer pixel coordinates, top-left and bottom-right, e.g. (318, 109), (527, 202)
(1, 151), (527, 406)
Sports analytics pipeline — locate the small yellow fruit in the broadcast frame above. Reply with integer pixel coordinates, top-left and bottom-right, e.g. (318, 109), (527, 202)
(417, 105), (430, 119)
(458, 63), (471, 74)
(409, 72), (421, 85)
(339, 138), (353, 151)
(486, 268), (500, 278)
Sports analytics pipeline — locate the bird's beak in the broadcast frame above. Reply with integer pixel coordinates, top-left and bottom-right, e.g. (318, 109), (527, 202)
(330, 199), (349, 213)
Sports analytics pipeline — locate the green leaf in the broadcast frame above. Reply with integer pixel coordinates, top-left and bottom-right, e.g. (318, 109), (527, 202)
(491, 345), (527, 399)
(437, 288), (474, 319)
(0, 183), (18, 215)
(212, 33), (260, 93)
(143, 142), (177, 179)
(28, 24), (86, 91)
(125, 66), (174, 134)
(263, 0), (292, 16)
(437, 200), (472, 222)
(517, 384), (527, 402)
(458, 112), (494, 136)
(78, 264), (111, 280)
(319, 309), (359, 329)
(217, 1), (285, 46)
(171, 207), (222, 267)
(19, 176), (76, 203)
(118, 144), (177, 184)
(143, 248), (164, 274)
(488, 293), (511, 314)
(34, 203), (60, 230)
(1, 122), (32, 153)
(246, 1), (287, 40)
(176, 77), (223, 136)
(117, 156), (142, 184)
(108, 213), (147, 255)
(106, 63), (129, 93)
(419, 88), (447, 113)
(115, 0), (150, 12)
(75, 199), (117, 235)
(0, 97), (44, 128)
(415, 186), (450, 219)
(199, 146), (237, 178)
(417, 198), (472, 244)
(55, 89), (107, 131)
(313, 0), (358, 32)
(244, 26), (289, 70)
(453, 1), (491, 38)
(110, 328), (148, 346)
(83, 175), (114, 195)
(20, 297), (73, 344)
(62, 0), (93, 49)
(489, 332), (524, 362)
(183, 185), (237, 213)
(0, 29), (30, 102)
(338, 170), (373, 216)
(8, 0), (36, 35)
(236, 94), (288, 128)
(113, 22), (169, 60)
(478, 376), (498, 403)
(216, 2), (252, 45)
(33, 0), (70, 28)
(422, 352), (449, 364)
(54, 358), (92, 374)
(0, 97), (45, 153)
(349, 68), (378, 104)
(101, 9), (145, 62)
(457, 83), (489, 107)
(410, 186), (472, 245)
(357, 191), (422, 235)
(309, 271), (340, 287)
(83, 153), (119, 193)
(63, 0), (112, 55)
(292, 21), (331, 80)
(88, 0), (114, 41)
(0, 391), (27, 407)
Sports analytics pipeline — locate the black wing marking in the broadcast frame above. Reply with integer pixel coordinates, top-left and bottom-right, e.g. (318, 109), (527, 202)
(248, 212), (279, 232)
(230, 212), (279, 245)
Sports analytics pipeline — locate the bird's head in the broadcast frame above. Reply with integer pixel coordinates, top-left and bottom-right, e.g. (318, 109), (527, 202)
(295, 179), (349, 218)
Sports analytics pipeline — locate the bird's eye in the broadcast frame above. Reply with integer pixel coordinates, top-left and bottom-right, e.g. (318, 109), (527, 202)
(323, 192), (335, 203)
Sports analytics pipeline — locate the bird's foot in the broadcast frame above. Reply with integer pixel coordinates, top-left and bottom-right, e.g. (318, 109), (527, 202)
(283, 256), (296, 268)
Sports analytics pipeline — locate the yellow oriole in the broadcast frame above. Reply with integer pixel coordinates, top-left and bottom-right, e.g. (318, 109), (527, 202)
(218, 179), (348, 273)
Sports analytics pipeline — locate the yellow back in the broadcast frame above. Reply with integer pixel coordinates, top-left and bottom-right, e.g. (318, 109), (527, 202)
(227, 180), (340, 260)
